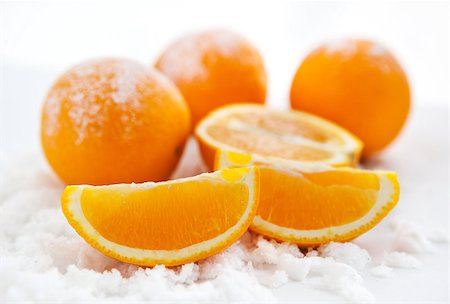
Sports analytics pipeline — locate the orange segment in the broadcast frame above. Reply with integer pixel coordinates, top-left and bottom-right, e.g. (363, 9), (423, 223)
(81, 181), (249, 250)
(61, 167), (259, 266)
(257, 167), (378, 230)
(216, 150), (399, 246)
(196, 104), (363, 170)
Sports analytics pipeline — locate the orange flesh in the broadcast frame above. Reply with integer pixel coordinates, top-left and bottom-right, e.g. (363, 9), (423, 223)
(206, 122), (333, 161)
(258, 167), (379, 229)
(81, 181), (249, 250)
(231, 112), (342, 144)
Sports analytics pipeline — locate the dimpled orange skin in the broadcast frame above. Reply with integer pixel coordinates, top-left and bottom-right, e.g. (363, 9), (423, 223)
(41, 58), (190, 185)
(155, 29), (267, 125)
(290, 39), (410, 157)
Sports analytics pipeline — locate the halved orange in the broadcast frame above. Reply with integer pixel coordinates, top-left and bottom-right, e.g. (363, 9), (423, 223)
(61, 167), (259, 266)
(195, 104), (363, 170)
(216, 151), (399, 246)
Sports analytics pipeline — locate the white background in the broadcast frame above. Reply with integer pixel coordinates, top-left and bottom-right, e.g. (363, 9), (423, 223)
(0, 0), (448, 155)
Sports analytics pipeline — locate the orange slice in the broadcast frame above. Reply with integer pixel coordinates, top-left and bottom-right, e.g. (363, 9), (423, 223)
(195, 104), (363, 170)
(61, 167), (259, 266)
(216, 151), (399, 246)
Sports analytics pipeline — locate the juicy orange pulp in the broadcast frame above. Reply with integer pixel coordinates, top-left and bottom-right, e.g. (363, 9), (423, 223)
(258, 167), (379, 230)
(81, 180), (249, 250)
(196, 104), (363, 170)
(204, 112), (336, 161)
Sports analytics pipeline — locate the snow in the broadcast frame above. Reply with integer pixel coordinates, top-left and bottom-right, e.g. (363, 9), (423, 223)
(370, 265), (393, 278)
(388, 217), (438, 253)
(383, 252), (422, 269)
(319, 242), (371, 270)
(0, 139), (447, 303)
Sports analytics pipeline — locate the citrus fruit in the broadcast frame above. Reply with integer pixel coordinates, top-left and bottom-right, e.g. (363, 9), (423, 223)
(155, 29), (267, 125)
(61, 167), (259, 266)
(290, 39), (410, 156)
(195, 104), (363, 170)
(41, 58), (190, 185)
(216, 150), (400, 246)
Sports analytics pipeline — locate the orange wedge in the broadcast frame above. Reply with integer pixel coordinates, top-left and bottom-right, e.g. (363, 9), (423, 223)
(195, 104), (363, 170)
(61, 167), (259, 266)
(216, 151), (399, 246)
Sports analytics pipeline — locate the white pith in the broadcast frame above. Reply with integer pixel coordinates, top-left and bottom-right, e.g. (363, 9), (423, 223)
(64, 169), (256, 263)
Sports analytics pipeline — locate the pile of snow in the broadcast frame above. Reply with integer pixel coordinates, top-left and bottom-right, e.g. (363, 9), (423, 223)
(0, 142), (447, 303)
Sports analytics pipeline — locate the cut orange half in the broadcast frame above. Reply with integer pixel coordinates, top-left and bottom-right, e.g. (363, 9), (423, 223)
(61, 167), (259, 266)
(216, 151), (399, 246)
(195, 104), (363, 170)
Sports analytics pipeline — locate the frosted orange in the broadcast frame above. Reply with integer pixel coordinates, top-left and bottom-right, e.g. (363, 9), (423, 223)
(290, 39), (410, 156)
(155, 29), (267, 125)
(41, 58), (190, 185)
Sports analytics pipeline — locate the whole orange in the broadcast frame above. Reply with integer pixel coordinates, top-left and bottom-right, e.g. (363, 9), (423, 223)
(41, 58), (191, 185)
(290, 39), (410, 156)
(155, 29), (267, 125)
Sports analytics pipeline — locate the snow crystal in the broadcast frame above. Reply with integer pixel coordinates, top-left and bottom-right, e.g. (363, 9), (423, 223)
(370, 265), (393, 278)
(305, 248), (319, 257)
(308, 257), (375, 303)
(264, 270), (289, 288)
(278, 253), (311, 281)
(383, 252), (422, 269)
(319, 242), (371, 270)
(427, 230), (449, 244)
(388, 217), (448, 253)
